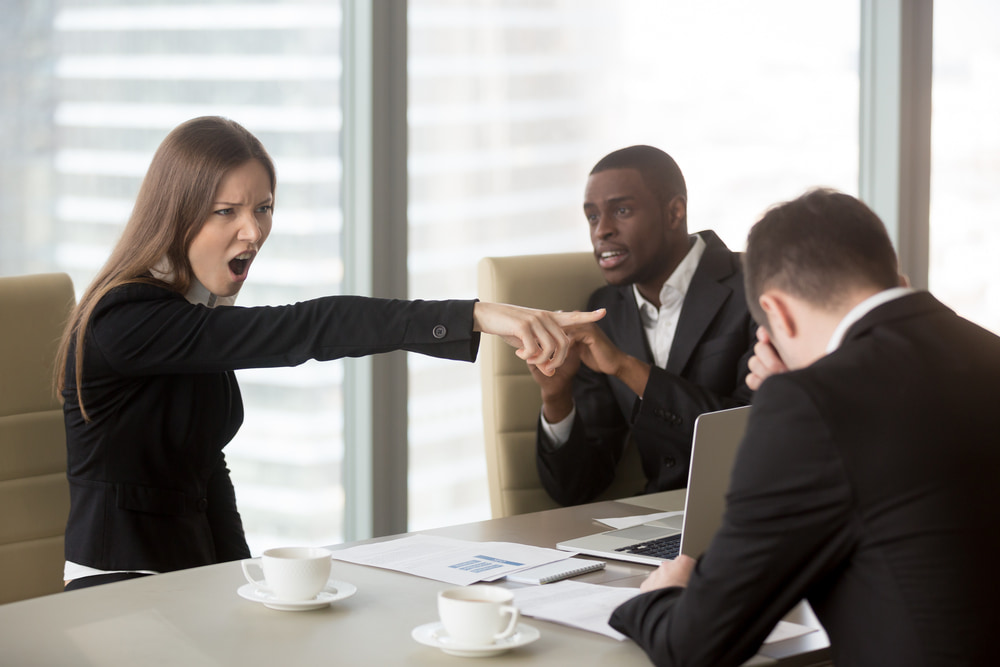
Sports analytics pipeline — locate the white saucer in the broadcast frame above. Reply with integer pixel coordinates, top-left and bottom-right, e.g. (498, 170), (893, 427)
(237, 579), (357, 611)
(411, 621), (540, 657)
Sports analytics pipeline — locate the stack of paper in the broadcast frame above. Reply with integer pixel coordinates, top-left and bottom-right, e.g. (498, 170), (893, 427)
(512, 580), (641, 640)
(510, 580), (817, 644)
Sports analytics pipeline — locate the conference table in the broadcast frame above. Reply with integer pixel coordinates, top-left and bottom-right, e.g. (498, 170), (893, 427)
(0, 490), (830, 666)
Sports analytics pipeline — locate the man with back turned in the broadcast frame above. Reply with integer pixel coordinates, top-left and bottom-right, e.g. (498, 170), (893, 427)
(610, 189), (1000, 666)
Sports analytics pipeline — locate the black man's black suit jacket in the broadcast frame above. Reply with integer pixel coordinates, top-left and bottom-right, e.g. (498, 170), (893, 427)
(536, 230), (756, 505)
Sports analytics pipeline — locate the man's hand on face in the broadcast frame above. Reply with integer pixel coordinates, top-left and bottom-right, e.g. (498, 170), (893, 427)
(746, 327), (789, 391)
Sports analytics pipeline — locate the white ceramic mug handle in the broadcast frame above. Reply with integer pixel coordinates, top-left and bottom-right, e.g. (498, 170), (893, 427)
(494, 604), (520, 640)
(241, 558), (266, 588)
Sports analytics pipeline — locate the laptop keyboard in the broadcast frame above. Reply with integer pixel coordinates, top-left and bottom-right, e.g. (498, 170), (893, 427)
(615, 533), (681, 560)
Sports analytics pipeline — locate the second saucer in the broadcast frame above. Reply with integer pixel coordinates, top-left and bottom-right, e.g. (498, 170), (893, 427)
(237, 579), (357, 611)
(411, 621), (540, 657)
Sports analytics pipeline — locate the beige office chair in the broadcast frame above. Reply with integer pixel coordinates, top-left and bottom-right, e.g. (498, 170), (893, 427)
(478, 253), (646, 518)
(0, 273), (75, 603)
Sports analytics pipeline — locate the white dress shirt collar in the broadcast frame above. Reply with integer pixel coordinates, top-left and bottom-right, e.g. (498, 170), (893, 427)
(826, 286), (915, 353)
(150, 257), (237, 308)
(632, 234), (706, 368)
(633, 233), (706, 325)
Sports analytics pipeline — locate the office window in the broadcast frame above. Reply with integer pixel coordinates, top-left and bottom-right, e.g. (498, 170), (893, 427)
(407, 0), (859, 529)
(929, 0), (1000, 334)
(0, 0), (345, 554)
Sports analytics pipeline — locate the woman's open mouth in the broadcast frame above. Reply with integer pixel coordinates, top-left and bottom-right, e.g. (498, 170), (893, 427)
(228, 251), (254, 280)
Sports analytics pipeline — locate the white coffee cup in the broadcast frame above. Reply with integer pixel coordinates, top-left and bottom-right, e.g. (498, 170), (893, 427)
(241, 546), (332, 601)
(438, 585), (520, 646)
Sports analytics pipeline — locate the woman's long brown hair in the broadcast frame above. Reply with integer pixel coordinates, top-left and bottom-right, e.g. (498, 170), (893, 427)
(55, 116), (276, 420)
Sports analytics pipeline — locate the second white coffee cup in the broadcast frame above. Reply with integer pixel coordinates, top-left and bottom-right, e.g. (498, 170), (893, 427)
(438, 585), (520, 646)
(241, 546), (332, 601)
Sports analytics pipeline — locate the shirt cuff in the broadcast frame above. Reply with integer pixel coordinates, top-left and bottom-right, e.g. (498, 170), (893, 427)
(540, 404), (576, 448)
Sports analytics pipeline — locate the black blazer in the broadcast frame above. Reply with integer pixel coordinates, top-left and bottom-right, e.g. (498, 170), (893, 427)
(64, 282), (480, 573)
(610, 292), (1000, 666)
(537, 230), (756, 505)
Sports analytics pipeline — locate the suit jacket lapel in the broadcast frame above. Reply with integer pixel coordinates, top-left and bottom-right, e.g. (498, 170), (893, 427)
(666, 231), (738, 374)
(608, 285), (653, 364)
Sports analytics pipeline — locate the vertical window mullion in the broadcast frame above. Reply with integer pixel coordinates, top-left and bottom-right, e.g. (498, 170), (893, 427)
(859, 0), (933, 288)
(341, 0), (409, 541)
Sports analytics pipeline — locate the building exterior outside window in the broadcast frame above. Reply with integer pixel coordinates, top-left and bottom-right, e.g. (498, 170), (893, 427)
(1, 0), (346, 553)
(929, 0), (1000, 335)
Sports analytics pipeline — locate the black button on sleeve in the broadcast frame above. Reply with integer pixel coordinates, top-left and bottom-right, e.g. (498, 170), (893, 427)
(432, 324), (448, 339)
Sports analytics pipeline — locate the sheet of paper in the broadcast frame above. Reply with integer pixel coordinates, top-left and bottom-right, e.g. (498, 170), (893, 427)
(511, 580), (817, 647)
(597, 510), (684, 530)
(763, 620), (817, 644)
(330, 534), (572, 586)
(511, 580), (642, 640)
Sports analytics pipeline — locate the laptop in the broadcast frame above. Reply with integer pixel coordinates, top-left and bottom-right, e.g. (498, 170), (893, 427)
(556, 405), (751, 565)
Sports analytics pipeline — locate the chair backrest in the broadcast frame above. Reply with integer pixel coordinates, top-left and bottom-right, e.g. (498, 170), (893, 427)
(0, 273), (75, 602)
(478, 253), (646, 518)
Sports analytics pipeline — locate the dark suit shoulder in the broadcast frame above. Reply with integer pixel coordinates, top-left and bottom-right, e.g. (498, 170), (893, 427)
(692, 230), (743, 283)
(96, 280), (183, 311)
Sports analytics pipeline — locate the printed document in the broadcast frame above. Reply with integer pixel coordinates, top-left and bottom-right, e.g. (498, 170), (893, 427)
(330, 534), (572, 586)
(512, 580), (642, 640)
(512, 580), (817, 645)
